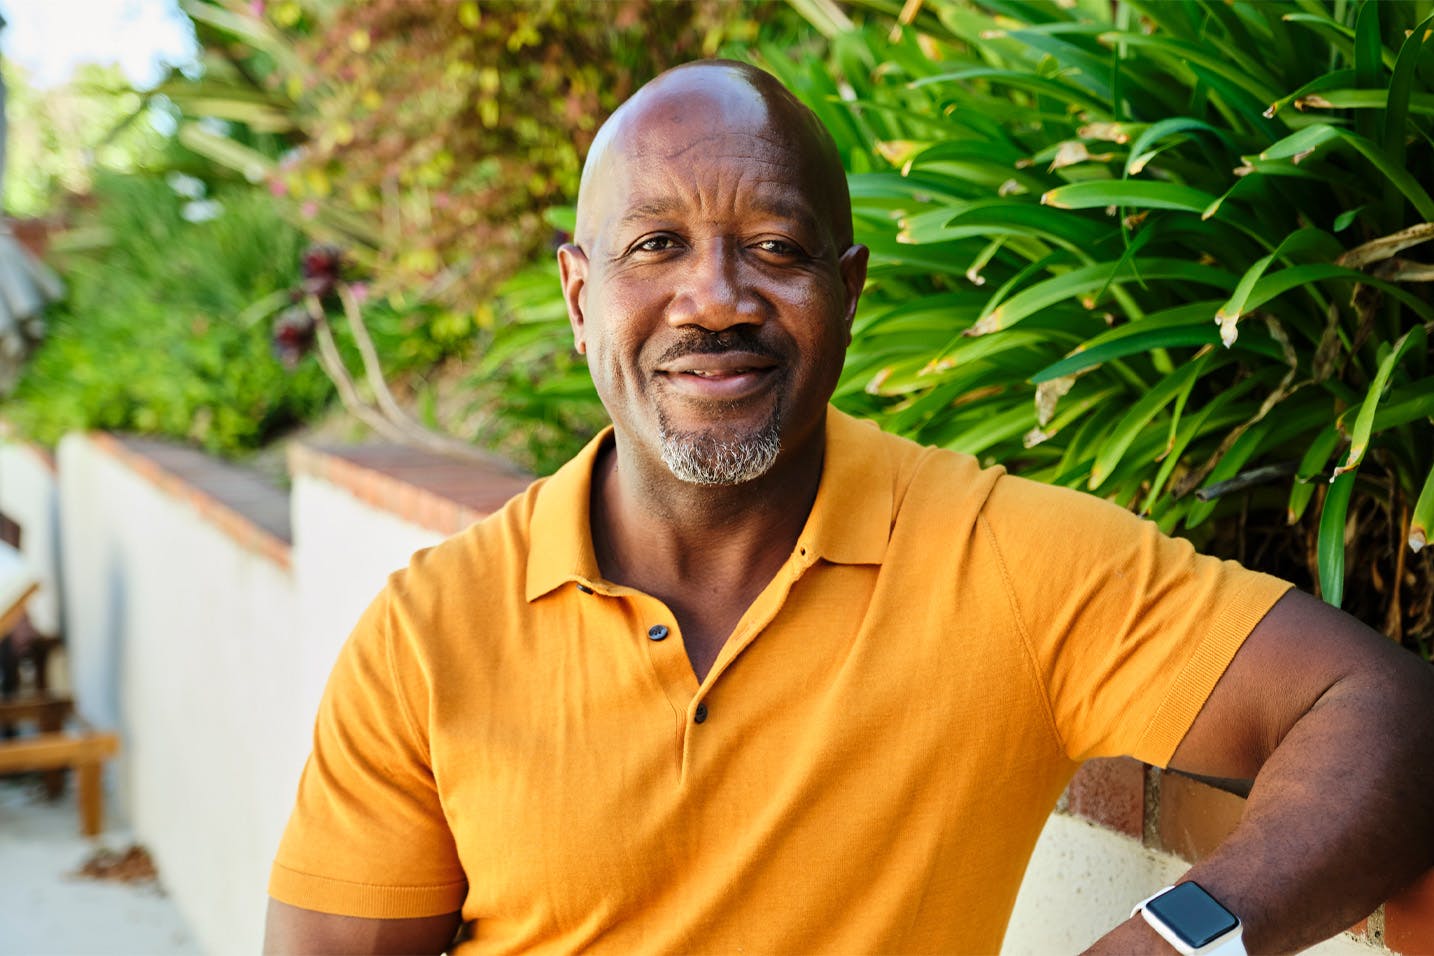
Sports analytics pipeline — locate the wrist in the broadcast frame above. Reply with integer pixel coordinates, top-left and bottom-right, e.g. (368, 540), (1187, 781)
(1132, 883), (1245, 956)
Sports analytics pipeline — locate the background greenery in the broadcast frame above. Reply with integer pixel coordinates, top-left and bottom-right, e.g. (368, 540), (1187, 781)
(5, 171), (329, 453)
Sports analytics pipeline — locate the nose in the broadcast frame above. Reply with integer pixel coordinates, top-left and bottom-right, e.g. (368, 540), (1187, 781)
(665, 239), (764, 332)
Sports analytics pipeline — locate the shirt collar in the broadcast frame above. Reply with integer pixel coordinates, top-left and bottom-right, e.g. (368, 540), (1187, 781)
(525, 406), (895, 602)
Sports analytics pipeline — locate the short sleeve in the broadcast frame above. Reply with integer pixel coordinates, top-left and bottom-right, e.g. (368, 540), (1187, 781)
(269, 587), (467, 918)
(979, 473), (1292, 767)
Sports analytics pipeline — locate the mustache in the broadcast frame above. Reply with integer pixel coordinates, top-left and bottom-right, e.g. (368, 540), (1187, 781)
(653, 327), (785, 365)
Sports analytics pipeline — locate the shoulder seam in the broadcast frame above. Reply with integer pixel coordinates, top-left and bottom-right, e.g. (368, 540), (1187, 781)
(977, 511), (1068, 759)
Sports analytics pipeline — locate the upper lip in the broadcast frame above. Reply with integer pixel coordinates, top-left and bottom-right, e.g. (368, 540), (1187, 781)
(659, 351), (779, 375)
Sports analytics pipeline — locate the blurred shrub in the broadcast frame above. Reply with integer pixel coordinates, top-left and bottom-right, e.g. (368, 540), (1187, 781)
(1, 62), (170, 216)
(178, 0), (764, 312)
(6, 173), (322, 455)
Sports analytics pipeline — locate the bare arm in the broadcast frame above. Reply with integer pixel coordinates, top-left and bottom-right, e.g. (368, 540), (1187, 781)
(1087, 589), (1434, 953)
(263, 898), (461, 955)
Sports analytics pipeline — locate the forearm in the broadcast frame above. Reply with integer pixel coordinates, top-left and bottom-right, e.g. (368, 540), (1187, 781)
(1091, 657), (1434, 954)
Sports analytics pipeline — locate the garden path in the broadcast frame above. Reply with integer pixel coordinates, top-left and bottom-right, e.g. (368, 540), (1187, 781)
(0, 777), (197, 955)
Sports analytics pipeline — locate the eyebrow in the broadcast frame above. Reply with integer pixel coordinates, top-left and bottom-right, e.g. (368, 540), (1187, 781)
(619, 200), (684, 227)
(618, 196), (821, 234)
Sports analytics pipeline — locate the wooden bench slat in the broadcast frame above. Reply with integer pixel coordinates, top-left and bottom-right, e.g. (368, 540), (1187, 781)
(0, 730), (119, 774)
(0, 694), (74, 724)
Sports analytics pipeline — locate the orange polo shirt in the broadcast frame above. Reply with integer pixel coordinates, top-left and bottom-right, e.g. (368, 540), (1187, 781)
(271, 408), (1290, 953)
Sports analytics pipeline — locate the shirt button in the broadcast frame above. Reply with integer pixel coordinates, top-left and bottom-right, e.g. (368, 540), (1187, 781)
(647, 624), (669, 641)
(694, 703), (708, 724)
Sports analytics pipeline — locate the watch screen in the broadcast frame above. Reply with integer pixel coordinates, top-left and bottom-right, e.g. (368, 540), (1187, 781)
(1146, 882), (1239, 948)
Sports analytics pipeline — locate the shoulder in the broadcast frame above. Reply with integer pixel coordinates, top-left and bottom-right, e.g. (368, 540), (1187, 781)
(832, 412), (1007, 532)
(378, 476), (548, 640)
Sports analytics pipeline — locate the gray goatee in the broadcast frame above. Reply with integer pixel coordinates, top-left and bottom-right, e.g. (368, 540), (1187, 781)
(658, 405), (782, 486)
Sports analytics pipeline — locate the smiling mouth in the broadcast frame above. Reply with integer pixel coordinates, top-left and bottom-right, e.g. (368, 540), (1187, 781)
(655, 356), (781, 403)
(677, 367), (768, 377)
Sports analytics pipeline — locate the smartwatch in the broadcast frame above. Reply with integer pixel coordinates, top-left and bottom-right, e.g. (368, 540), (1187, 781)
(1131, 882), (1245, 955)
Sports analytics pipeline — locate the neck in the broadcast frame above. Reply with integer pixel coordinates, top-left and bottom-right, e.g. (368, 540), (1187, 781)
(591, 418), (826, 592)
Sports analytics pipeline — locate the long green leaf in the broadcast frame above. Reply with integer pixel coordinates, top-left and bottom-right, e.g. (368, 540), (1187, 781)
(1042, 180), (1219, 212)
(1332, 326), (1429, 477)
(1213, 228), (1339, 344)
(1318, 470), (1358, 608)
(909, 67), (1108, 114)
(1385, 13), (1434, 167)
(1263, 68), (1357, 118)
(973, 259), (1236, 335)
(1261, 125), (1434, 220)
(177, 122), (274, 183)
(1098, 31), (1284, 104)
(179, 0), (302, 75)
(1411, 463), (1434, 553)
(1352, 0), (1383, 148)
(1122, 117), (1223, 176)
(1288, 423), (1344, 523)
(1031, 324), (1220, 382)
(1089, 351), (1213, 489)
(1294, 89), (1434, 114)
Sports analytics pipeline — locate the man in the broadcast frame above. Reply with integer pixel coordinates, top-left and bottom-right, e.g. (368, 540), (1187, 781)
(265, 61), (1434, 954)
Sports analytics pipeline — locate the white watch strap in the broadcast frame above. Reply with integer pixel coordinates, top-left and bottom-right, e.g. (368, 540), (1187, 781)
(1133, 885), (1247, 956)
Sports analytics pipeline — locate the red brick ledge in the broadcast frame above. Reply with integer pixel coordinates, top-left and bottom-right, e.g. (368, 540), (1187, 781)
(288, 443), (531, 537)
(86, 434), (292, 570)
(1064, 757), (1431, 952)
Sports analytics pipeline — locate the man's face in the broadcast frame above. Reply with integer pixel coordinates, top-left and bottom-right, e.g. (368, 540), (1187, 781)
(558, 70), (868, 485)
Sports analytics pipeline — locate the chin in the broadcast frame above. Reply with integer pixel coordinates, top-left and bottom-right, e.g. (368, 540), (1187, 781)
(656, 401), (784, 486)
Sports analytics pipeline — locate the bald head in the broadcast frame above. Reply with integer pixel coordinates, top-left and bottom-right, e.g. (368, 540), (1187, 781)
(574, 60), (853, 251)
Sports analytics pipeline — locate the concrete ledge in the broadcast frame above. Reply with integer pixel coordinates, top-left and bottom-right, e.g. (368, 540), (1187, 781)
(86, 434), (291, 568)
(289, 443), (530, 536)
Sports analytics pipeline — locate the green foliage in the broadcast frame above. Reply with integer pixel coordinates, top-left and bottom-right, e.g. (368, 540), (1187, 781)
(1, 62), (169, 216)
(462, 238), (609, 475)
(2, 172), (332, 455)
(756, 0), (1433, 648)
(170, 0), (768, 313)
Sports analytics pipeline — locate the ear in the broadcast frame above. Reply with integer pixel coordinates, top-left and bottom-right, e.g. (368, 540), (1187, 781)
(837, 244), (869, 345)
(556, 243), (590, 354)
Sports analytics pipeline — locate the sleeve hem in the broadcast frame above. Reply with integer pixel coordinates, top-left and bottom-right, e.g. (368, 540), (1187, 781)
(268, 861), (466, 919)
(1134, 573), (1295, 768)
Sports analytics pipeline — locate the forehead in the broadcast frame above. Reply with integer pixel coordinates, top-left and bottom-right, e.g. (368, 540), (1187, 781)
(582, 74), (835, 245)
(610, 125), (820, 225)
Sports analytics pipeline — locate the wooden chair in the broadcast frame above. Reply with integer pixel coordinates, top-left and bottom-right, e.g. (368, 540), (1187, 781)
(0, 539), (120, 836)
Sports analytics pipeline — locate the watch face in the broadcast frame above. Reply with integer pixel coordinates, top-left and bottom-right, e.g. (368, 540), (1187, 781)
(1146, 882), (1240, 948)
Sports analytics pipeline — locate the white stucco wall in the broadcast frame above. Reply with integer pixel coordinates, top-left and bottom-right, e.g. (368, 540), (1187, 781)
(52, 441), (446, 954)
(288, 472), (444, 743)
(0, 438), (62, 634)
(56, 435), (301, 954)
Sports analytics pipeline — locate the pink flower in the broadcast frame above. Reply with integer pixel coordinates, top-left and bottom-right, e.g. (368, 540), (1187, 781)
(249, 1), (265, 17)
(301, 200), (319, 220)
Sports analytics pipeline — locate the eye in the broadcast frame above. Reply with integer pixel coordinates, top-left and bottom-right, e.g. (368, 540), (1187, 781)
(634, 235), (679, 253)
(754, 238), (801, 256)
